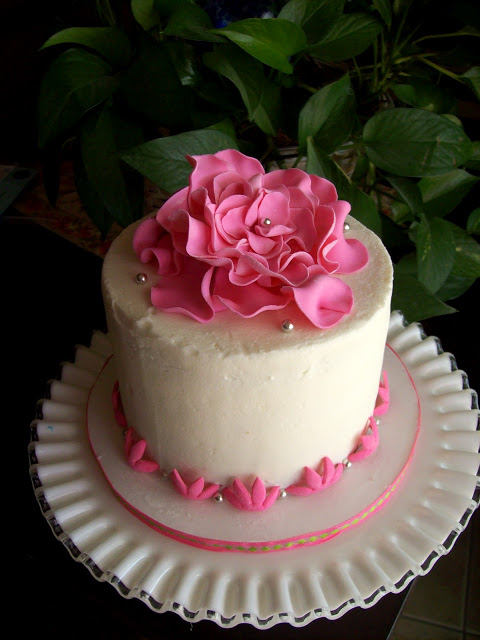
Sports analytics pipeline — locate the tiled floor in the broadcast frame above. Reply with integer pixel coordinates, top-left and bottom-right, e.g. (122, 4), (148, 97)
(389, 507), (479, 639)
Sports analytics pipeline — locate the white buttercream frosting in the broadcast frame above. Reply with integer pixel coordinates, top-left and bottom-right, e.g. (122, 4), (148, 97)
(102, 216), (393, 487)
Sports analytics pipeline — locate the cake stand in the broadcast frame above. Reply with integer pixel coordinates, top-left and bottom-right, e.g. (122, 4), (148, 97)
(28, 311), (480, 629)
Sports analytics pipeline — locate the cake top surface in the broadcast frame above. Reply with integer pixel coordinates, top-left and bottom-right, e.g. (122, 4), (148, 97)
(102, 215), (392, 355)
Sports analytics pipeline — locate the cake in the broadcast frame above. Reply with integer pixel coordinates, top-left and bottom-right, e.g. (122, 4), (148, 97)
(102, 149), (393, 511)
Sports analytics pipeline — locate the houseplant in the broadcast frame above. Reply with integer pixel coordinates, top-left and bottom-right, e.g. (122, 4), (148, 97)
(37, 0), (479, 322)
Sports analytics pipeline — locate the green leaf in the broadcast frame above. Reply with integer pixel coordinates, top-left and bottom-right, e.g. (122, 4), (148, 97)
(306, 138), (382, 235)
(298, 74), (356, 153)
(165, 40), (200, 87)
(154, 0), (190, 15)
(372, 0), (392, 29)
(163, 3), (223, 41)
(39, 27), (133, 68)
(80, 105), (144, 227)
(205, 118), (238, 141)
(391, 78), (455, 114)
(73, 143), (114, 237)
(308, 13), (382, 61)
(204, 45), (281, 135)
(416, 216), (456, 292)
(446, 221), (480, 278)
(38, 48), (118, 149)
(131, 0), (161, 30)
(211, 18), (307, 74)
(435, 274), (476, 302)
(461, 66), (480, 100)
(363, 108), (473, 177)
(119, 36), (192, 129)
(467, 208), (480, 235)
(466, 141), (480, 170)
(120, 129), (239, 194)
(278, 0), (344, 43)
(391, 269), (456, 322)
(419, 170), (478, 218)
(384, 174), (424, 215)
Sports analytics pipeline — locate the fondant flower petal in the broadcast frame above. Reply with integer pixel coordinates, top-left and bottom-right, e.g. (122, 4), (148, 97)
(150, 260), (216, 322)
(189, 476), (206, 499)
(304, 466), (323, 490)
(171, 469), (188, 496)
(251, 477), (266, 506)
(214, 269), (288, 317)
(262, 486), (280, 510)
(283, 275), (353, 328)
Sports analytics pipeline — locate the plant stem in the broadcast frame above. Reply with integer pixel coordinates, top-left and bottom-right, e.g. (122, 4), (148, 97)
(417, 57), (461, 82)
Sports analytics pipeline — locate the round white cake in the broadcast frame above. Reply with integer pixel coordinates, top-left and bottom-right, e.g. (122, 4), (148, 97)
(102, 215), (392, 489)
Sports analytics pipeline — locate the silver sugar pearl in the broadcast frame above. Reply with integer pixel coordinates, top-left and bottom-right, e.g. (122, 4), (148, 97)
(214, 492), (223, 503)
(263, 217), (272, 226)
(343, 458), (352, 468)
(344, 223), (350, 231)
(280, 489), (287, 499)
(136, 272), (148, 284)
(375, 417), (380, 425)
(281, 320), (294, 333)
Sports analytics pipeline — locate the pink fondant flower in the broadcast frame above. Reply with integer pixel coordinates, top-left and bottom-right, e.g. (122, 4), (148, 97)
(171, 469), (220, 500)
(374, 371), (390, 416)
(134, 149), (368, 328)
(223, 477), (280, 511)
(124, 427), (159, 473)
(348, 417), (379, 462)
(286, 457), (343, 496)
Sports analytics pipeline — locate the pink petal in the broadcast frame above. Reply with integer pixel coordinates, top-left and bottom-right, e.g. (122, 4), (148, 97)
(133, 217), (164, 259)
(214, 149), (264, 179)
(263, 168), (313, 193)
(251, 477), (266, 506)
(324, 202), (369, 274)
(222, 487), (245, 510)
(134, 459), (159, 473)
(349, 418), (379, 462)
(185, 214), (217, 259)
(321, 457), (335, 485)
(257, 191), (291, 227)
(332, 462), (344, 484)
(198, 483), (221, 500)
(171, 469), (188, 496)
(304, 466), (323, 490)
(282, 274), (353, 328)
(150, 259), (216, 322)
(129, 439), (147, 465)
(232, 478), (252, 507)
(187, 154), (231, 199)
(310, 174), (338, 203)
(214, 268), (288, 317)
(262, 486), (280, 510)
(188, 476), (205, 498)
(124, 427), (134, 458)
(246, 230), (277, 255)
(374, 371), (390, 416)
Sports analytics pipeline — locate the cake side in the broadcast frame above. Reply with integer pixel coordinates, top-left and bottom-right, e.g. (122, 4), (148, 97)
(102, 216), (392, 488)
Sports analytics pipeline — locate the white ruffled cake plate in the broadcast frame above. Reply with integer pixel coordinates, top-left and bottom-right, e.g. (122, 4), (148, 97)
(29, 311), (480, 629)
